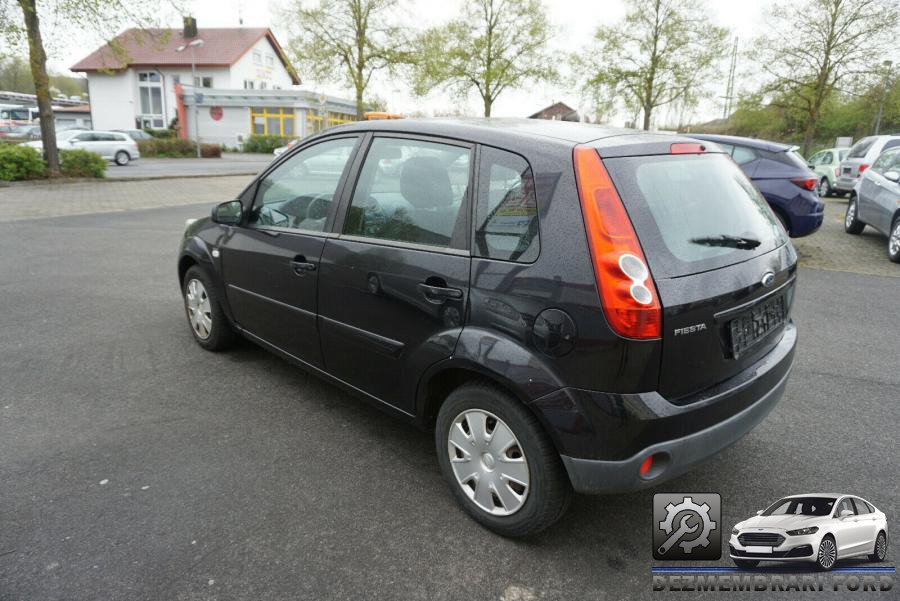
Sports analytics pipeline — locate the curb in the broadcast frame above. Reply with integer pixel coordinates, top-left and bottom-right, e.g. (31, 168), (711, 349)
(0, 171), (259, 188)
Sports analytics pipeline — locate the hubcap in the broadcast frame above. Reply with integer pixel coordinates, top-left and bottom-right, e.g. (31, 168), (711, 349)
(819, 180), (828, 196)
(447, 409), (529, 516)
(845, 201), (856, 228)
(185, 279), (212, 340)
(819, 538), (836, 569)
(876, 534), (886, 559)
(890, 223), (900, 257)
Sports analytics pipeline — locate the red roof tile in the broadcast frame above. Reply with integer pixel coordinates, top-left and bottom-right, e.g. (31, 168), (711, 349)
(70, 28), (300, 84)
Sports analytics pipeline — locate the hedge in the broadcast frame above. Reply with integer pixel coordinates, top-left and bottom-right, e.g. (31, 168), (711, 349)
(243, 134), (289, 153)
(137, 138), (221, 158)
(0, 145), (47, 181)
(59, 149), (107, 178)
(144, 128), (177, 139)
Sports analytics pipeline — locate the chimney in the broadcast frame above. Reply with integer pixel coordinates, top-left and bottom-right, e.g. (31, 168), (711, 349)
(183, 16), (198, 38)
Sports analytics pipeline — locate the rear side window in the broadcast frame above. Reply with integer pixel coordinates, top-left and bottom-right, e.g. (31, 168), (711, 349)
(884, 139), (900, 152)
(474, 147), (539, 262)
(344, 137), (471, 250)
(848, 137), (876, 158)
(731, 145), (757, 165)
(605, 153), (786, 278)
(852, 498), (872, 514)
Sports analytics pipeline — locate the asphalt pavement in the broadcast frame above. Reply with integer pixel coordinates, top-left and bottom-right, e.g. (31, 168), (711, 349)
(0, 202), (897, 600)
(105, 153), (273, 179)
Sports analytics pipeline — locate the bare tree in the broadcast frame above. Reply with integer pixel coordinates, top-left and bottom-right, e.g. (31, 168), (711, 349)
(577, 0), (728, 131)
(280, 0), (411, 119)
(755, 0), (899, 155)
(413, 0), (557, 117)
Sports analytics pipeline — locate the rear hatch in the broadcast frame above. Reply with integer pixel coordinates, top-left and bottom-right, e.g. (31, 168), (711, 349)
(604, 151), (796, 400)
(840, 136), (878, 180)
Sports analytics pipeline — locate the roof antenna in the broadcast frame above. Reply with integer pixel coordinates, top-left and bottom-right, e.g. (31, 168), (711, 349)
(237, 0), (244, 25)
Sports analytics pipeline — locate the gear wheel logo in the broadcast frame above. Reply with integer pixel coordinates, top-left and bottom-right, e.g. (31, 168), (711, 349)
(653, 493), (721, 560)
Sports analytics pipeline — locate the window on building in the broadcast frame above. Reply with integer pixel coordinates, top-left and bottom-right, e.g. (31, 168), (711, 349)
(266, 55), (274, 67)
(244, 80), (255, 90)
(194, 76), (213, 88)
(137, 71), (164, 129)
(250, 107), (295, 136)
(259, 82), (267, 90)
(138, 72), (161, 83)
(253, 51), (262, 65)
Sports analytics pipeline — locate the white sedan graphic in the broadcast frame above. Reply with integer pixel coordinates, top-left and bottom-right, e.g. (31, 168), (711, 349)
(730, 494), (888, 571)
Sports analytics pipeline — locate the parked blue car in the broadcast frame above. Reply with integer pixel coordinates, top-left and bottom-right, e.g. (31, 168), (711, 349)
(689, 134), (824, 237)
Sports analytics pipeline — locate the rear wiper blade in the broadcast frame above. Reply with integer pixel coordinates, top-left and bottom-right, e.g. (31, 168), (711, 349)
(690, 235), (761, 249)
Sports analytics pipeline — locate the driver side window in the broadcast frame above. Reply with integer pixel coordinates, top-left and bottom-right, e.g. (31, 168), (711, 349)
(249, 137), (357, 232)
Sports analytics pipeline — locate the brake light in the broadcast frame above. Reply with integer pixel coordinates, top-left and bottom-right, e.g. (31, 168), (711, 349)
(573, 146), (661, 339)
(791, 177), (817, 191)
(858, 164), (869, 175)
(835, 167), (840, 178)
(670, 143), (705, 154)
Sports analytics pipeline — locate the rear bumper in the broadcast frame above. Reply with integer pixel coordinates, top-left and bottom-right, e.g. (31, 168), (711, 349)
(532, 322), (796, 494)
(833, 176), (857, 192)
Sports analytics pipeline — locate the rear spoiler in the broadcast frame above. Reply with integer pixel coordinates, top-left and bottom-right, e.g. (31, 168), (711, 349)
(589, 133), (729, 159)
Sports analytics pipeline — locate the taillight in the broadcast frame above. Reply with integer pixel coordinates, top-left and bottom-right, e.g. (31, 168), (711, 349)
(858, 164), (869, 175)
(573, 146), (661, 339)
(835, 167), (840, 178)
(791, 177), (817, 191)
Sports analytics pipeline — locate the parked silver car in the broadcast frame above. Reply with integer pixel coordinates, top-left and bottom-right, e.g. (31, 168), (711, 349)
(844, 146), (900, 262)
(833, 135), (900, 195)
(22, 129), (140, 166)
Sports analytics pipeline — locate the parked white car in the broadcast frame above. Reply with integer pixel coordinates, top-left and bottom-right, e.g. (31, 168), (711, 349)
(730, 494), (888, 571)
(22, 129), (140, 166)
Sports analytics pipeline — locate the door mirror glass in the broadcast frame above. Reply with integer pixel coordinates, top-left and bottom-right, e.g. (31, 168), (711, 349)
(883, 170), (900, 183)
(212, 200), (243, 225)
(840, 509), (855, 519)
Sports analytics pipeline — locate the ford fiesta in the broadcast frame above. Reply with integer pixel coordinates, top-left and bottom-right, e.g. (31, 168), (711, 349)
(730, 494), (888, 571)
(178, 119), (798, 537)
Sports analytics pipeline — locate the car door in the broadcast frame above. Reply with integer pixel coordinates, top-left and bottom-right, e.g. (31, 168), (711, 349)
(872, 149), (900, 233)
(220, 135), (362, 369)
(317, 134), (473, 414)
(860, 149), (899, 232)
(68, 132), (96, 153)
(851, 498), (880, 554)
(833, 497), (870, 557)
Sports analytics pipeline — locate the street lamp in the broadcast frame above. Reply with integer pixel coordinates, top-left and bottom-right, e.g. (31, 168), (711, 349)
(874, 60), (893, 136)
(176, 38), (204, 158)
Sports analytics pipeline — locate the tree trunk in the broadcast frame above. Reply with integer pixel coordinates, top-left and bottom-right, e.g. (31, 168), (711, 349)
(642, 105), (652, 131)
(18, 0), (59, 175)
(802, 114), (817, 157)
(483, 96), (492, 117)
(355, 85), (365, 120)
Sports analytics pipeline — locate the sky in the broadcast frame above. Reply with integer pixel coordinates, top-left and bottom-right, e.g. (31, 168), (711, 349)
(45, 0), (771, 126)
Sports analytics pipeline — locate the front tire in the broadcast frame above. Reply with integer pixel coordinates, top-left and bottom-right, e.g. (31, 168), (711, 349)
(435, 381), (572, 537)
(818, 177), (831, 197)
(869, 532), (887, 562)
(114, 151), (130, 166)
(183, 265), (235, 351)
(888, 218), (900, 263)
(815, 536), (837, 571)
(845, 197), (865, 234)
(733, 559), (759, 569)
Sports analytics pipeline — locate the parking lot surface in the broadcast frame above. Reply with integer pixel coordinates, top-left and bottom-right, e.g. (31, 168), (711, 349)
(106, 153), (273, 180)
(0, 194), (897, 600)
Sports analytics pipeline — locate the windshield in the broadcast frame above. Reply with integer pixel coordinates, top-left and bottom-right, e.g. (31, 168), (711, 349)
(604, 152), (787, 278)
(56, 130), (80, 141)
(762, 497), (836, 517)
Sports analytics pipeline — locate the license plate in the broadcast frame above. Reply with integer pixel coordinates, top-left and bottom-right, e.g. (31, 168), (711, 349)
(843, 167), (851, 174)
(729, 294), (786, 358)
(746, 546), (773, 554)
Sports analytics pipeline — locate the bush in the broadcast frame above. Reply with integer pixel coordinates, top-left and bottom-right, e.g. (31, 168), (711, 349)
(0, 145), (47, 181)
(59, 149), (106, 178)
(243, 134), (289, 153)
(144, 128), (177, 139)
(137, 138), (221, 158)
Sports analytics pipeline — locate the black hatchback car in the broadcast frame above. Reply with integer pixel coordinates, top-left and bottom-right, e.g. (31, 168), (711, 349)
(178, 119), (797, 536)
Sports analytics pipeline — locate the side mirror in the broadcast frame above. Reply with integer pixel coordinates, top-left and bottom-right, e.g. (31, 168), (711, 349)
(840, 509), (855, 519)
(807, 163), (815, 169)
(883, 170), (900, 183)
(211, 200), (243, 225)
(756, 510), (764, 516)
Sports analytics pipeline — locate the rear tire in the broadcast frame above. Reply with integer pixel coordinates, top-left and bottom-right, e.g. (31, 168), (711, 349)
(114, 151), (130, 166)
(435, 381), (572, 537)
(818, 177), (831, 197)
(733, 559), (759, 569)
(869, 531), (887, 562)
(182, 265), (236, 351)
(845, 197), (865, 234)
(815, 536), (837, 571)
(888, 218), (900, 263)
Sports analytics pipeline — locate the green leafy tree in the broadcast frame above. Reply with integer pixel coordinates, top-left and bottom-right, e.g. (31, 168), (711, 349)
(754, 0), (899, 155)
(280, 0), (411, 119)
(413, 0), (557, 117)
(577, 0), (729, 131)
(0, 1), (173, 175)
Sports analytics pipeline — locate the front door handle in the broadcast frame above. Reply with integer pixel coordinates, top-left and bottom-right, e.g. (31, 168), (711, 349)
(418, 282), (463, 303)
(290, 255), (317, 274)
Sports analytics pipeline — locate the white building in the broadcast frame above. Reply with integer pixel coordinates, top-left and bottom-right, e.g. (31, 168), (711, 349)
(71, 19), (356, 145)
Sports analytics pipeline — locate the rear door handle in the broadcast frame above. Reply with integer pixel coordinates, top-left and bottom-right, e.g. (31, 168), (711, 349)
(418, 283), (463, 303)
(290, 255), (317, 274)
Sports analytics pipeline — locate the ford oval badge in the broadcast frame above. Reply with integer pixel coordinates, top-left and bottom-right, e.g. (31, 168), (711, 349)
(761, 271), (776, 287)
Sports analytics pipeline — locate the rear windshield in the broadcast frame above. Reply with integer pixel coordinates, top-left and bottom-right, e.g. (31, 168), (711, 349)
(605, 153), (786, 279)
(847, 137), (876, 159)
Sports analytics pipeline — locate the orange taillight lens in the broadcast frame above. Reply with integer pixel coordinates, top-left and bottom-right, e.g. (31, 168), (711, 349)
(573, 146), (661, 339)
